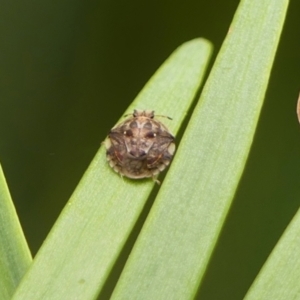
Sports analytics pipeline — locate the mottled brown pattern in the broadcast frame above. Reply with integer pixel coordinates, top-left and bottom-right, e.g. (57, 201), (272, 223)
(104, 110), (175, 184)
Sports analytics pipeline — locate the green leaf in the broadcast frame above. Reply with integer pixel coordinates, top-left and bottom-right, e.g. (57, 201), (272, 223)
(12, 39), (212, 300)
(0, 165), (32, 299)
(110, 0), (289, 299)
(244, 208), (300, 299)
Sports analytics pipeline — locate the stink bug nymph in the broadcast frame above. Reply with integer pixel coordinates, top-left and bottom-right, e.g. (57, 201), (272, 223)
(104, 109), (175, 184)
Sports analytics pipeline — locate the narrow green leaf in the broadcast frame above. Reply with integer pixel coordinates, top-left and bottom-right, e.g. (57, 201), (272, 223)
(244, 208), (300, 299)
(0, 165), (32, 299)
(110, 0), (289, 299)
(12, 39), (212, 300)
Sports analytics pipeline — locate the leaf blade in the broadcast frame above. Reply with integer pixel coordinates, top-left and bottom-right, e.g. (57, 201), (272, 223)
(244, 208), (300, 299)
(110, 0), (289, 299)
(12, 38), (212, 300)
(0, 165), (32, 300)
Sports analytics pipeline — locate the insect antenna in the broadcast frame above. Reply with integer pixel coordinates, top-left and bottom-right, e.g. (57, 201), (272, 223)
(155, 114), (173, 120)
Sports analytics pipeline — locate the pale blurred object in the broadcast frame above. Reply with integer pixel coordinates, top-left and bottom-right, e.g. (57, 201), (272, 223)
(297, 92), (300, 123)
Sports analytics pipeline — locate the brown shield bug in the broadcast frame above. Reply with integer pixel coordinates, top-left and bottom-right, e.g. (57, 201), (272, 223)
(104, 109), (175, 184)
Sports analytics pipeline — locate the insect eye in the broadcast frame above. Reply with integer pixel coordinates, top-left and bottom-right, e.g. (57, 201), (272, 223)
(123, 130), (133, 137)
(145, 132), (156, 138)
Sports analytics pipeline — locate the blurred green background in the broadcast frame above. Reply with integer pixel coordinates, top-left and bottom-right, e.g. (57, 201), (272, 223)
(0, 0), (299, 299)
